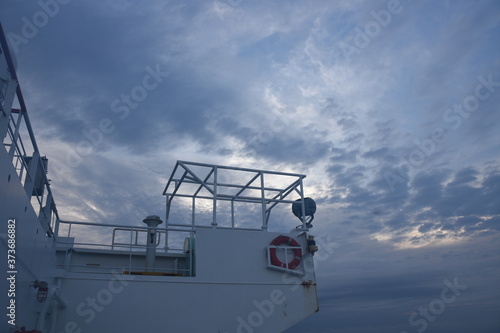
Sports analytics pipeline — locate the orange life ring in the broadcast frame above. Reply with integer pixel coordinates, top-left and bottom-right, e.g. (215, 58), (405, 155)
(269, 235), (302, 269)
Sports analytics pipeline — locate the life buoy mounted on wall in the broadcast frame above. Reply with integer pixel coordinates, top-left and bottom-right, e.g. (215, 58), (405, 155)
(269, 235), (302, 269)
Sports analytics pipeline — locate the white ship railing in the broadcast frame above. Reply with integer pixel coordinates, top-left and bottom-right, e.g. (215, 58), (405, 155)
(111, 227), (165, 250)
(55, 219), (196, 276)
(0, 23), (60, 238)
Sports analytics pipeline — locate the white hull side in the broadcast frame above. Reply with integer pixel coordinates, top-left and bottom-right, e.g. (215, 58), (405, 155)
(54, 228), (318, 333)
(0, 147), (58, 332)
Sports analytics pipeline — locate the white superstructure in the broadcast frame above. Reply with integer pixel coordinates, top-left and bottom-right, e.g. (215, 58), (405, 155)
(0, 23), (319, 333)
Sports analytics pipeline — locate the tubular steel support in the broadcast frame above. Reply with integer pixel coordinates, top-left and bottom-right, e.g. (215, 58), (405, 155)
(163, 161), (308, 231)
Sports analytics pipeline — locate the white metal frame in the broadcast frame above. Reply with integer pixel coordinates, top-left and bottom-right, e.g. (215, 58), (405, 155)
(163, 160), (311, 231)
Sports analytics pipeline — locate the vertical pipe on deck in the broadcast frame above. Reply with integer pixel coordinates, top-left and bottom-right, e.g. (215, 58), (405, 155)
(143, 215), (163, 271)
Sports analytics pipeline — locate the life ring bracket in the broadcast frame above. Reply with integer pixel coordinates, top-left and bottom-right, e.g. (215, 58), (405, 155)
(267, 235), (304, 275)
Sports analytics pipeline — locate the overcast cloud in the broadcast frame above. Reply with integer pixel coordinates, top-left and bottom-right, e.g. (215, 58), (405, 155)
(1, 0), (499, 332)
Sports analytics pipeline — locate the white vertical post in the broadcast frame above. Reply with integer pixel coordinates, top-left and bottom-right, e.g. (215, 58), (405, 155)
(164, 195), (169, 252)
(212, 166), (218, 227)
(260, 172), (267, 230)
(299, 177), (307, 230)
(231, 200), (235, 229)
(192, 197), (196, 226)
(143, 215), (163, 271)
(24, 151), (39, 197)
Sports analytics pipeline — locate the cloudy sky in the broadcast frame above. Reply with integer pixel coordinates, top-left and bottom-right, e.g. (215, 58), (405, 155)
(2, 0), (500, 332)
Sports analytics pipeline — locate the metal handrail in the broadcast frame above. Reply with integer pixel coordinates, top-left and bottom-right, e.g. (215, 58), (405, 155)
(55, 219), (196, 277)
(0, 23), (60, 234)
(112, 228), (164, 250)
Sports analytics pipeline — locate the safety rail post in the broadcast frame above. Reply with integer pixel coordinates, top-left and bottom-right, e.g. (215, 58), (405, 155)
(231, 200), (235, 229)
(299, 177), (307, 230)
(212, 165), (218, 227)
(260, 172), (267, 230)
(191, 196), (196, 227)
(165, 194), (171, 251)
(128, 227), (133, 274)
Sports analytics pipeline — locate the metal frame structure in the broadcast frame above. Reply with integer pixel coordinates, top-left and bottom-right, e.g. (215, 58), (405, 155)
(163, 160), (310, 231)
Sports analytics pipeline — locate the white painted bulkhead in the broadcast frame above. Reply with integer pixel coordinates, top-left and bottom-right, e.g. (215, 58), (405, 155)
(0, 146), (60, 333)
(53, 228), (318, 333)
